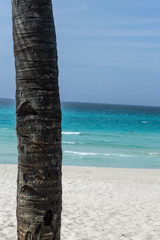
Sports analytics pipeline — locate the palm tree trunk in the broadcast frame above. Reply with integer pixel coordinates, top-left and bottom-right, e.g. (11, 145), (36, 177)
(12, 1), (62, 239)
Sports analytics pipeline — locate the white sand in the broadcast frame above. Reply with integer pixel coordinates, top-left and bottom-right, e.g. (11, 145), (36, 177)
(0, 165), (160, 240)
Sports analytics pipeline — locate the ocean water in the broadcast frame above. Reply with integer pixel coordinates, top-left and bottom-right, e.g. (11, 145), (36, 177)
(0, 99), (160, 168)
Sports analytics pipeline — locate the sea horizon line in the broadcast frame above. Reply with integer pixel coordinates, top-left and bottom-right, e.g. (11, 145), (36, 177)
(0, 97), (160, 109)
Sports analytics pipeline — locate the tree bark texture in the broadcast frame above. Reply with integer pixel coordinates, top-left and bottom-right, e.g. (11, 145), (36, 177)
(12, 1), (62, 239)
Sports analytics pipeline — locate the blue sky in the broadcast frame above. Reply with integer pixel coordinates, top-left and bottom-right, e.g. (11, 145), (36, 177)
(0, 0), (160, 106)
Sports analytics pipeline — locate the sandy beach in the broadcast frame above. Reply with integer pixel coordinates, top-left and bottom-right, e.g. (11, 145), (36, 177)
(0, 164), (160, 240)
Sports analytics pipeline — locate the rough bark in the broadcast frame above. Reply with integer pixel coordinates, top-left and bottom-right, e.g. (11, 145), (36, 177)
(12, 1), (62, 239)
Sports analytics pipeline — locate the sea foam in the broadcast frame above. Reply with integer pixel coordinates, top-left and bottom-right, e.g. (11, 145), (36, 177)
(63, 141), (76, 145)
(62, 132), (81, 135)
(64, 151), (134, 157)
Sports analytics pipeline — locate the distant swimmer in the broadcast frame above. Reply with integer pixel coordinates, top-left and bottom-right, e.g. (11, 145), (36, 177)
(130, 131), (132, 133)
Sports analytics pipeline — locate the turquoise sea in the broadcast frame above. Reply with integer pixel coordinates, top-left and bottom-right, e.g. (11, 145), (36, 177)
(0, 98), (160, 169)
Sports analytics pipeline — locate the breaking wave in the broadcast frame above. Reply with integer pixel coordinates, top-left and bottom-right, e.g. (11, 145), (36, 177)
(64, 151), (134, 157)
(62, 132), (81, 135)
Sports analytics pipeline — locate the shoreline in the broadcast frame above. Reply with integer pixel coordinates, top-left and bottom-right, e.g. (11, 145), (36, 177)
(2, 163), (160, 170)
(0, 164), (160, 240)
